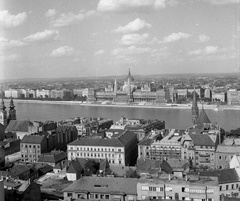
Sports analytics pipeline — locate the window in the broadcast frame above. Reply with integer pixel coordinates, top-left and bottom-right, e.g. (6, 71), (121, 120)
(89, 194), (94, 199)
(149, 187), (156, 191)
(219, 156), (222, 160)
(67, 193), (72, 197)
(29, 145), (31, 148)
(232, 184), (234, 189)
(105, 195), (110, 199)
(95, 194), (98, 199)
(118, 149), (121, 152)
(141, 186), (148, 191)
(226, 185), (228, 190)
(220, 186), (222, 191)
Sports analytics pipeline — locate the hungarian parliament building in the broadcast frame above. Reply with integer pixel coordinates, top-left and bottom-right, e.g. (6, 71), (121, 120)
(93, 70), (176, 103)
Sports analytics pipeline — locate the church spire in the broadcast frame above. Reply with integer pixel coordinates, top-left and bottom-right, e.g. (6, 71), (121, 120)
(0, 99), (7, 126)
(8, 97), (16, 124)
(192, 87), (199, 126)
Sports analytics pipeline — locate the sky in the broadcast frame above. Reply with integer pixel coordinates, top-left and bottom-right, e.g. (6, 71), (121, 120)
(0, 0), (240, 80)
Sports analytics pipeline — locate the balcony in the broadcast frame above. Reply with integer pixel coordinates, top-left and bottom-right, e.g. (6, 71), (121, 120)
(199, 153), (210, 157)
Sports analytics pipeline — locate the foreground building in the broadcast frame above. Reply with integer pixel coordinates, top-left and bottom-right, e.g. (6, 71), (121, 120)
(137, 175), (219, 201)
(63, 177), (138, 201)
(67, 130), (138, 166)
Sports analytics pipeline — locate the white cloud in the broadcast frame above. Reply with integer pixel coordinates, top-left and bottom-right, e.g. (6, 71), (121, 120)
(0, 37), (27, 49)
(198, 34), (210, 43)
(114, 18), (151, 33)
(206, 0), (240, 4)
(51, 46), (74, 57)
(112, 45), (151, 55)
(204, 46), (218, 54)
(97, 0), (174, 11)
(24, 30), (59, 42)
(120, 33), (149, 45)
(189, 46), (218, 55)
(52, 10), (95, 27)
(0, 10), (27, 28)
(45, 9), (56, 17)
(94, 50), (105, 56)
(162, 32), (191, 43)
(2, 54), (22, 62)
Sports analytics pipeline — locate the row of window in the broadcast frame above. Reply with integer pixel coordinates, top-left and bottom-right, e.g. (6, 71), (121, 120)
(220, 183), (239, 191)
(21, 150), (40, 153)
(69, 146), (122, 152)
(21, 144), (40, 149)
(70, 152), (122, 159)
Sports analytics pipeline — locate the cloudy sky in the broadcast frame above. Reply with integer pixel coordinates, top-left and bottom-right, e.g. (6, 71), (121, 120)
(0, 0), (240, 80)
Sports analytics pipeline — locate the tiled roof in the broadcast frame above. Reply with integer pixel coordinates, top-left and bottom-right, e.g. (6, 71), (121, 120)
(136, 159), (161, 175)
(200, 168), (239, 184)
(166, 159), (188, 169)
(216, 145), (240, 153)
(196, 108), (211, 128)
(38, 151), (67, 163)
(67, 160), (84, 174)
(189, 134), (215, 146)
(63, 176), (138, 195)
(138, 138), (153, 146)
(69, 130), (136, 147)
(21, 135), (45, 144)
(9, 164), (30, 177)
(5, 120), (33, 132)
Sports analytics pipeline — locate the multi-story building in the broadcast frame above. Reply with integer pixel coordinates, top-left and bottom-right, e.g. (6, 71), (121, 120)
(137, 175), (219, 201)
(199, 168), (240, 198)
(4, 89), (21, 98)
(50, 89), (64, 99)
(36, 89), (51, 98)
(212, 91), (226, 103)
(67, 130), (138, 166)
(227, 89), (240, 105)
(138, 130), (164, 160)
(181, 133), (217, 169)
(63, 177), (138, 201)
(150, 129), (182, 160)
(110, 117), (165, 141)
(20, 134), (48, 163)
(215, 145), (240, 169)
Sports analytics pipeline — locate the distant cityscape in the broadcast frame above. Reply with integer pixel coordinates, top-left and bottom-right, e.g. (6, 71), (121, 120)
(1, 71), (240, 106)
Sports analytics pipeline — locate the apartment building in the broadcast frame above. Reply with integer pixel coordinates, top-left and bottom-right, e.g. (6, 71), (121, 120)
(67, 130), (138, 166)
(20, 134), (47, 163)
(137, 175), (219, 201)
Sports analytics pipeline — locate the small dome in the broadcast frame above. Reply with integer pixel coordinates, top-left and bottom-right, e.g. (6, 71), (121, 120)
(124, 69), (134, 82)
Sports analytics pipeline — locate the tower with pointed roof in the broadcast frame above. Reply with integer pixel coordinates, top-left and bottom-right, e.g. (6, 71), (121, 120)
(8, 98), (16, 124)
(0, 99), (7, 127)
(191, 89), (199, 126)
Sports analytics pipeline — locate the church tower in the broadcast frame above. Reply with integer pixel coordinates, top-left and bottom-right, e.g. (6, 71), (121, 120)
(8, 98), (16, 124)
(0, 99), (7, 127)
(192, 89), (199, 126)
(114, 79), (117, 93)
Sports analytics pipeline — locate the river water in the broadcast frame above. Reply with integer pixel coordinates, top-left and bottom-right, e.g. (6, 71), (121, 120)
(5, 100), (240, 132)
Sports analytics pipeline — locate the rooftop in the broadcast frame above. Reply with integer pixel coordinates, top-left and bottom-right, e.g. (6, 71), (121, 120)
(63, 176), (138, 195)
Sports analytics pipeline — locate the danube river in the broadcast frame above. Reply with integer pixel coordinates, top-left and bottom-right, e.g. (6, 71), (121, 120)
(5, 100), (240, 132)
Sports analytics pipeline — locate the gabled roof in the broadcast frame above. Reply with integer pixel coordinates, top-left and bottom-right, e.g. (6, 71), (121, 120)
(38, 151), (67, 164)
(189, 134), (215, 146)
(136, 159), (161, 175)
(63, 177), (138, 195)
(9, 164), (30, 177)
(21, 135), (45, 144)
(67, 160), (84, 174)
(196, 108), (211, 128)
(199, 168), (239, 184)
(5, 120), (33, 132)
(68, 130), (136, 147)
(216, 145), (240, 153)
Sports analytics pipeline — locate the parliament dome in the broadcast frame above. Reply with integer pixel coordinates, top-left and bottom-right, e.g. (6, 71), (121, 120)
(124, 69), (134, 82)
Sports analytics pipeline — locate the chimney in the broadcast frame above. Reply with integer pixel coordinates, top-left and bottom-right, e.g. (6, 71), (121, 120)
(168, 174), (171, 181)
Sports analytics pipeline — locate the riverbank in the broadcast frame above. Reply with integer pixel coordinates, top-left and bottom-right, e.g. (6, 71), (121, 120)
(6, 99), (240, 111)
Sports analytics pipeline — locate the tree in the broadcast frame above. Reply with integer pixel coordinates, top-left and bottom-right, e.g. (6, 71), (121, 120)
(125, 168), (140, 178)
(84, 160), (100, 176)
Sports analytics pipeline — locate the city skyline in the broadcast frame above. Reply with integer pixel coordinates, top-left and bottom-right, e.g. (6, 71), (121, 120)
(1, 0), (240, 80)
